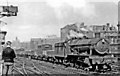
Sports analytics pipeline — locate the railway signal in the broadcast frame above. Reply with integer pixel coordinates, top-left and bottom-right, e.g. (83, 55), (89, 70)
(0, 5), (18, 17)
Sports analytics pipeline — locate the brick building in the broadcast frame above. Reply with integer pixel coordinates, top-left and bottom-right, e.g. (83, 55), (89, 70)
(30, 36), (61, 51)
(60, 22), (119, 53)
(61, 22), (93, 42)
(20, 42), (30, 50)
(91, 23), (118, 43)
(61, 22), (118, 43)
(12, 37), (21, 49)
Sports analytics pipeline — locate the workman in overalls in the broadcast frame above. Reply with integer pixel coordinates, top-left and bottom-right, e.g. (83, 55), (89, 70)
(2, 41), (16, 76)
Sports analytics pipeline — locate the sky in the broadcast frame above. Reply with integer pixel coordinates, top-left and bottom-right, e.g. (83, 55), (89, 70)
(0, 0), (119, 42)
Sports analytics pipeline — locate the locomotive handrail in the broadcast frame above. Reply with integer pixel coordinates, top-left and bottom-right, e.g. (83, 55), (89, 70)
(69, 44), (91, 46)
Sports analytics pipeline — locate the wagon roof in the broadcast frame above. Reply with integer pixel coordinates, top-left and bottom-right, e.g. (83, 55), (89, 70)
(69, 38), (109, 46)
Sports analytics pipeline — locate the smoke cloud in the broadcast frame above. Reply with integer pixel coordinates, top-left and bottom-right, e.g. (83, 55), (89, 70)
(46, 0), (96, 19)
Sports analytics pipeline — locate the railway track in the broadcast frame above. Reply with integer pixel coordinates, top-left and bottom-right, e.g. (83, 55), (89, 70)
(16, 57), (91, 75)
(15, 57), (84, 75)
(13, 66), (25, 76)
(33, 59), (120, 75)
(16, 58), (63, 74)
(14, 57), (120, 76)
(14, 58), (46, 76)
(32, 59), (85, 74)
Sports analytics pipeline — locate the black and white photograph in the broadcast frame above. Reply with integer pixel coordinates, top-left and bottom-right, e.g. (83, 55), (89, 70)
(0, 0), (120, 76)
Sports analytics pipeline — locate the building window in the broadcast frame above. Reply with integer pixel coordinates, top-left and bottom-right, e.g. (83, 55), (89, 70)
(95, 33), (101, 38)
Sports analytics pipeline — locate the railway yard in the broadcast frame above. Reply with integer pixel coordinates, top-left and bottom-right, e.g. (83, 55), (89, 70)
(0, 1), (120, 76)
(11, 56), (120, 76)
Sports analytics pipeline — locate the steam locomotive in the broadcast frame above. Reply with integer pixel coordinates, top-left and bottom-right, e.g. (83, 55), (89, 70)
(48, 37), (118, 73)
(18, 37), (119, 73)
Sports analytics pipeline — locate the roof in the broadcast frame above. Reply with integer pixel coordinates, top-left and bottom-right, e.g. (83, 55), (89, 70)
(69, 38), (109, 46)
(110, 43), (120, 46)
(55, 42), (65, 47)
(39, 44), (52, 46)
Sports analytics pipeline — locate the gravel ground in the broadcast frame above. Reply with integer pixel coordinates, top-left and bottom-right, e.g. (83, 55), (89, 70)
(13, 57), (120, 76)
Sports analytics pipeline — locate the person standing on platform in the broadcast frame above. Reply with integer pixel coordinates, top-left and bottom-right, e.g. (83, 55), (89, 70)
(2, 41), (16, 76)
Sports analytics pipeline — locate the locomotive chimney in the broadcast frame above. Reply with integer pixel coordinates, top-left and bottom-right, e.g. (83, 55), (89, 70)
(106, 23), (110, 26)
(106, 23), (110, 31)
